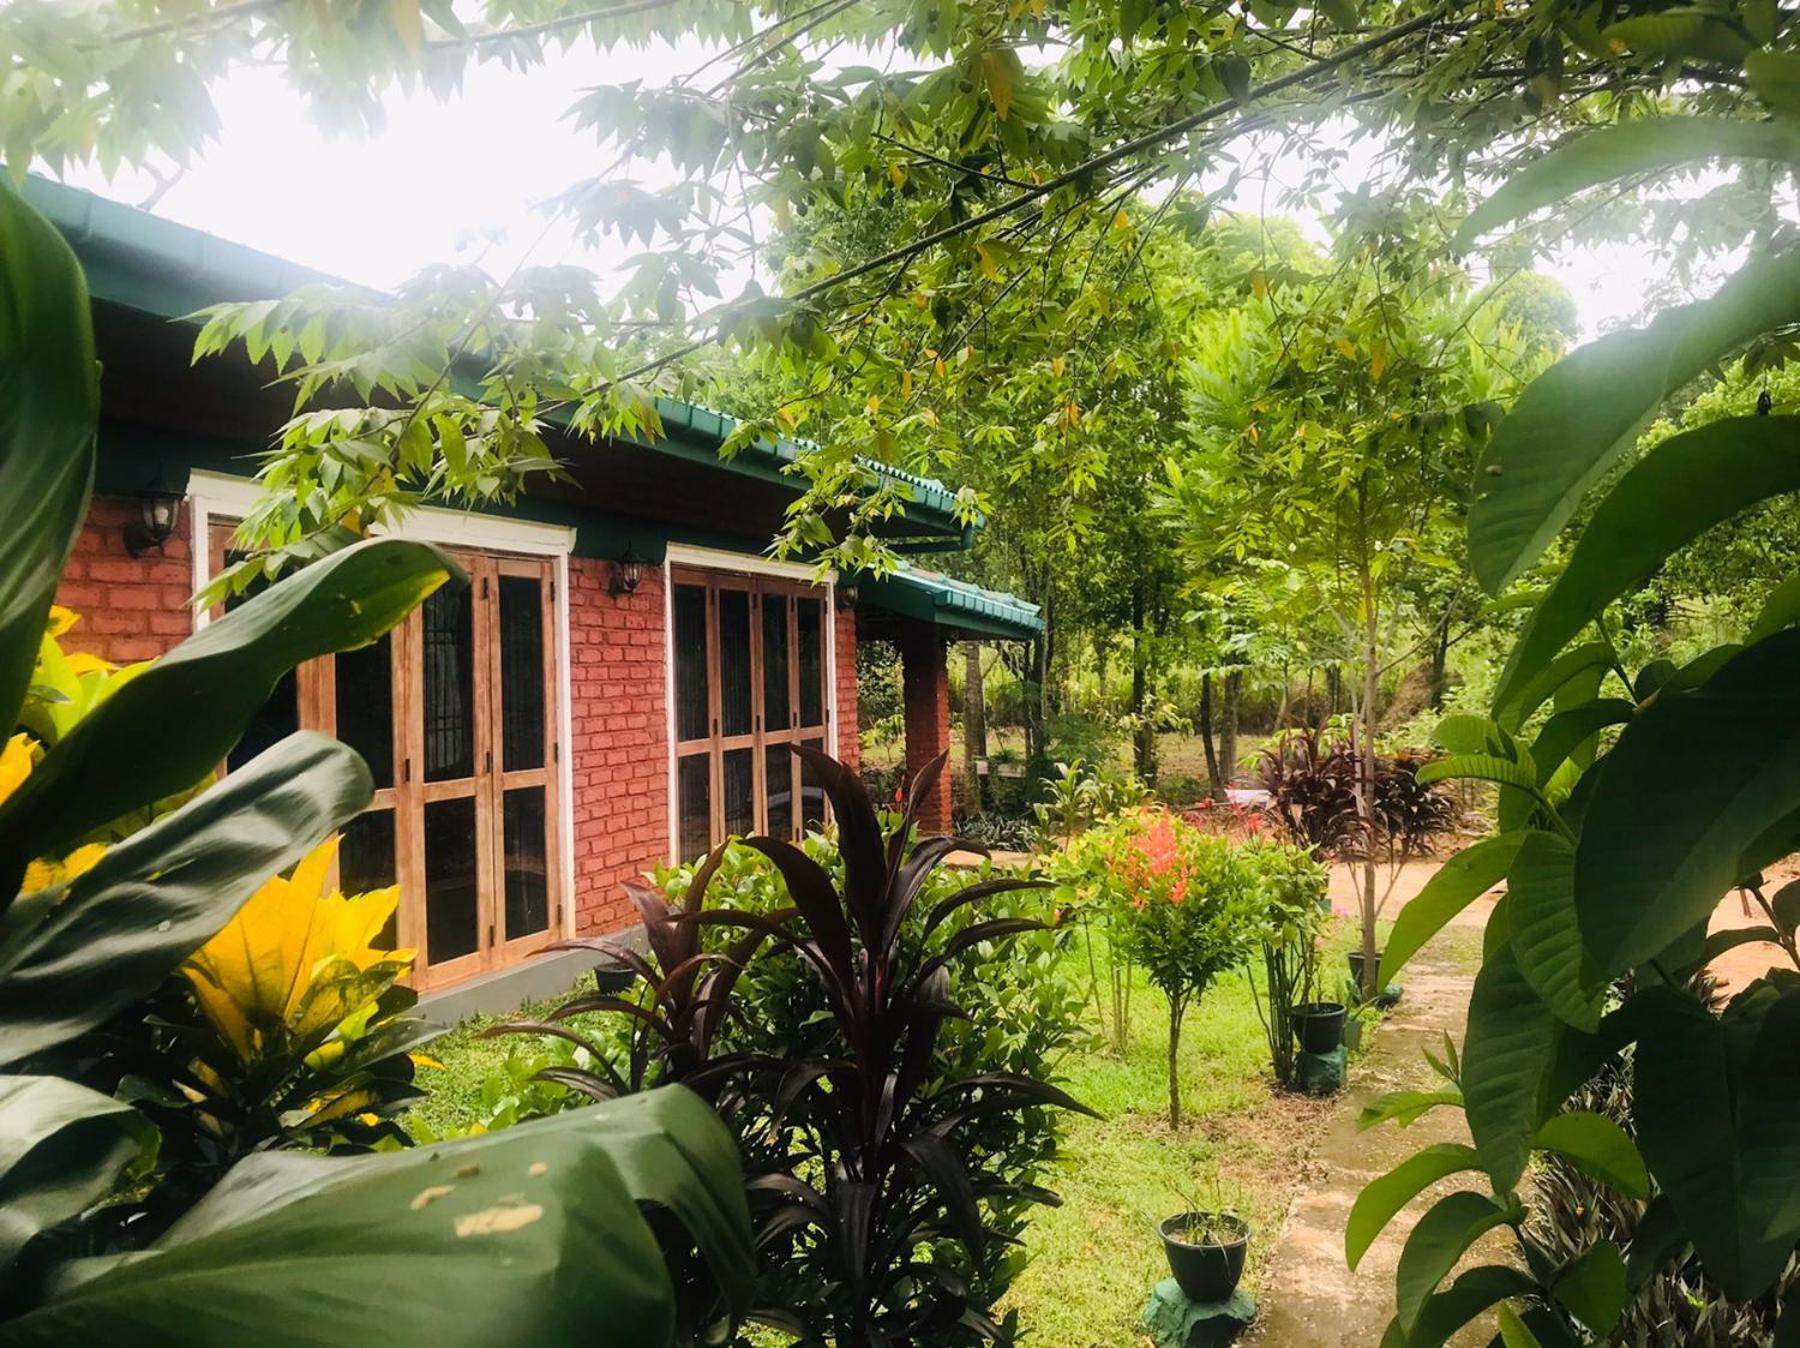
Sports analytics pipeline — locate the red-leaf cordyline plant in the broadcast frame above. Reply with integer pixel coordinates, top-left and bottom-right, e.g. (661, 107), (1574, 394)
(692, 746), (1096, 1346)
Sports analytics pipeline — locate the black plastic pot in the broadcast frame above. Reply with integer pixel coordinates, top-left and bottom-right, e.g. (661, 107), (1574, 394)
(592, 960), (636, 995)
(1348, 950), (1403, 1008)
(1159, 1212), (1249, 1303)
(1290, 1001), (1347, 1054)
(1347, 949), (1385, 987)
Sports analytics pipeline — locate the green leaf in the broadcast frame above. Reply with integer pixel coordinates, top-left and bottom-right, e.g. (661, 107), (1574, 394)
(1749, 571), (1800, 643)
(1346, 1143), (1483, 1271)
(1218, 56), (1252, 102)
(1604, 9), (1756, 62)
(1496, 1303), (1545, 1348)
(1534, 1112), (1649, 1198)
(1463, 946), (1560, 1192)
(1575, 630), (1800, 973)
(1496, 642), (1617, 734)
(0, 1075), (154, 1266)
(0, 177), (98, 736)
(1396, 1191), (1516, 1332)
(1624, 1194), (1687, 1291)
(0, 537), (457, 879)
(1469, 247), (1800, 594)
(1552, 1239), (1626, 1337)
(1529, 700), (1635, 786)
(1404, 1265), (1536, 1348)
(1747, 51), (1800, 116)
(1507, 833), (1604, 1032)
(0, 733), (371, 1064)
(1494, 417), (1800, 714)
(1358, 1089), (1464, 1131)
(1417, 754), (1537, 792)
(8, 1088), (753, 1345)
(1630, 985), (1800, 1300)
(1456, 118), (1800, 250)
(1432, 713), (1498, 753)
(1381, 833), (1526, 986)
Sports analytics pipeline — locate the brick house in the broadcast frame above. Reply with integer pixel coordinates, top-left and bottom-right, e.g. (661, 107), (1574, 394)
(34, 178), (1042, 1013)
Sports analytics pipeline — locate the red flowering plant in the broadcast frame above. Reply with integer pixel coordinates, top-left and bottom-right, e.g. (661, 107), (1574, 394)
(1056, 808), (1258, 1128)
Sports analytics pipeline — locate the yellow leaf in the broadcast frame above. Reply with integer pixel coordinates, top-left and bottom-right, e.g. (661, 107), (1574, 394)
(1251, 272), (1268, 300)
(982, 48), (1016, 122)
(1112, 209), (1132, 235)
(775, 406), (798, 432)
(975, 242), (1000, 280)
(1335, 336), (1357, 360)
(888, 162), (907, 190)
(0, 733), (35, 807)
(912, 290), (929, 310)
(934, 357), (946, 379)
(1032, 0), (1047, 14)
(866, 394), (881, 415)
(388, 0), (422, 52)
(1370, 339), (1388, 382)
(902, 369), (914, 398)
(46, 606), (77, 638)
(1052, 356), (1065, 378)
(922, 407), (939, 427)
(959, 345), (973, 365)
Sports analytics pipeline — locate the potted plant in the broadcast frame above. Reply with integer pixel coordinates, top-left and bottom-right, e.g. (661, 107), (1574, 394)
(1242, 839), (1330, 1088)
(1347, 949), (1403, 1008)
(1290, 999), (1347, 1053)
(1159, 1202), (1251, 1302)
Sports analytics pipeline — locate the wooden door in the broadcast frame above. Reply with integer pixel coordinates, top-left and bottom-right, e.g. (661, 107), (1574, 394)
(671, 567), (832, 858)
(208, 528), (560, 990)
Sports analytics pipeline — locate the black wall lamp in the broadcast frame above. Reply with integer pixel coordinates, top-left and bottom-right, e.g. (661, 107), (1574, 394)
(608, 547), (645, 598)
(123, 489), (183, 557)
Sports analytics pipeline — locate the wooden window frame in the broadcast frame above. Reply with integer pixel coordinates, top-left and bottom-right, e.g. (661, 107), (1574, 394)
(670, 564), (833, 855)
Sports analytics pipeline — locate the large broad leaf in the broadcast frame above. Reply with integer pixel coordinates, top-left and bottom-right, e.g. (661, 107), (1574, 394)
(6, 1088), (753, 1345)
(1494, 417), (1800, 713)
(1553, 1238), (1626, 1338)
(1575, 630), (1800, 973)
(1529, 700), (1635, 786)
(1630, 985), (1800, 1301)
(1346, 1142), (1483, 1271)
(1506, 832), (1604, 1032)
(0, 1075), (153, 1267)
(0, 537), (456, 884)
(1395, 1190), (1517, 1333)
(0, 178), (97, 734)
(1495, 642), (1617, 734)
(1533, 1112), (1648, 1198)
(1462, 945), (1561, 1193)
(1403, 1265), (1536, 1348)
(1456, 117), (1800, 249)
(1380, 833), (1525, 986)
(1468, 247), (1800, 594)
(0, 733), (370, 1065)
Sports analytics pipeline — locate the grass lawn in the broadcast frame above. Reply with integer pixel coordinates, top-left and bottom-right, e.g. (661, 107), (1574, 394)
(408, 905), (1384, 1344)
(997, 913), (1371, 1345)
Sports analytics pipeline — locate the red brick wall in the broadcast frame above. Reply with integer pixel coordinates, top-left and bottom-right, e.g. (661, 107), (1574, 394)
(899, 623), (953, 834)
(54, 494), (194, 664)
(834, 600), (859, 772)
(567, 557), (669, 936)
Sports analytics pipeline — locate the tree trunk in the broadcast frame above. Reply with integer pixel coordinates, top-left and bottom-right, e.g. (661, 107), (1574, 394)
(1429, 611), (1453, 710)
(962, 643), (986, 816)
(1167, 996), (1187, 1130)
(1131, 583), (1156, 782)
(1219, 669), (1242, 789)
(1357, 587), (1382, 998)
(1199, 672), (1224, 799)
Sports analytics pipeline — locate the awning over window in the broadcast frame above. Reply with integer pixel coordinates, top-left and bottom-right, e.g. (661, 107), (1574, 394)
(855, 563), (1042, 641)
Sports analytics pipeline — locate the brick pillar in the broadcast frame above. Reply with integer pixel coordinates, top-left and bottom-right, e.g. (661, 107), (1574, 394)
(54, 494), (194, 664)
(834, 601), (860, 773)
(899, 621), (953, 834)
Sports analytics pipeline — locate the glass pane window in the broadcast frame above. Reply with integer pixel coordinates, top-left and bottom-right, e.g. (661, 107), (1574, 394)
(503, 787), (550, 940)
(764, 746), (793, 841)
(499, 576), (546, 770)
(340, 808), (398, 947)
(796, 598), (824, 727)
(798, 742), (827, 833)
(674, 585), (709, 743)
(723, 748), (753, 838)
(335, 634), (394, 789)
(424, 797), (479, 964)
(761, 596), (790, 730)
(678, 754), (711, 861)
(719, 589), (752, 737)
(422, 584), (476, 781)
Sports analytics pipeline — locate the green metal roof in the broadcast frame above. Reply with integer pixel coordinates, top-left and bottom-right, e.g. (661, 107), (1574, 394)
(859, 562), (1043, 640)
(25, 175), (970, 541)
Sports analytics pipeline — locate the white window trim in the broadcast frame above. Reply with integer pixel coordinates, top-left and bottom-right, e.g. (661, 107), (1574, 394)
(186, 470), (578, 942)
(661, 546), (840, 862)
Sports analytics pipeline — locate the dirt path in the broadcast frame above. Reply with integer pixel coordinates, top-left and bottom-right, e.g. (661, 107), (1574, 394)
(1248, 922), (1489, 1347)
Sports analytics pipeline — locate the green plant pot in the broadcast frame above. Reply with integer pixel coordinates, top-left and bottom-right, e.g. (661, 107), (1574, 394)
(1344, 1016), (1364, 1051)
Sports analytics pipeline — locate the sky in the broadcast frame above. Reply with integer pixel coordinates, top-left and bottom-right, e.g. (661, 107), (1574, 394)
(64, 36), (1668, 342)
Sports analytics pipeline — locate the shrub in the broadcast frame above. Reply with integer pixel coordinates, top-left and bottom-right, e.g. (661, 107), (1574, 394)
(1240, 840), (1330, 1088)
(490, 750), (1092, 1343)
(1061, 808), (1258, 1127)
